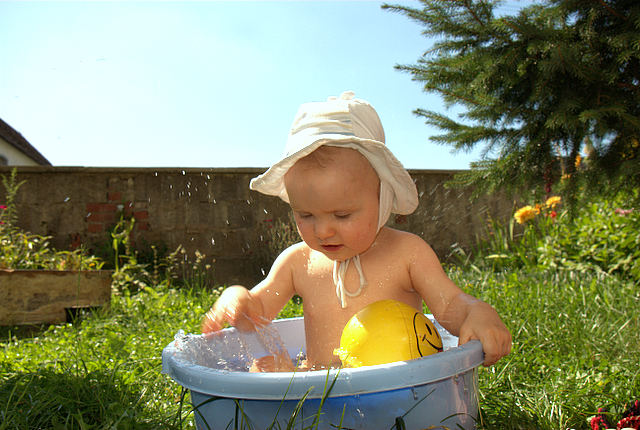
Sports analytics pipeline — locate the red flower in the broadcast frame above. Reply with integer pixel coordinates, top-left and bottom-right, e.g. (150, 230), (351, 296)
(591, 408), (611, 430)
(623, 400), (640, 418)
(549, 210), (557, 219)
(617, 415), (640, 430)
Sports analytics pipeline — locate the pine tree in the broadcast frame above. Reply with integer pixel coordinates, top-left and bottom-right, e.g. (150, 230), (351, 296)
(383, 0), (640, 204)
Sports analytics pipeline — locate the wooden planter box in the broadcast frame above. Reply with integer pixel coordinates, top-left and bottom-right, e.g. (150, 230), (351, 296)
(0, 269), (112, 325)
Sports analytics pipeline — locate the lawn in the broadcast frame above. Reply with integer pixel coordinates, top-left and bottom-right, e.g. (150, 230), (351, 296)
(1, 194), (639, 429)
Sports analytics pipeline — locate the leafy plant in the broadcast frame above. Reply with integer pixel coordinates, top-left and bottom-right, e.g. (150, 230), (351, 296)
(164, 245), (215, 289)
(109, 215), (216, 295)
(0, 168), (103, 271)
(458, 193), (640, 283)
(108, 215), (153, 294)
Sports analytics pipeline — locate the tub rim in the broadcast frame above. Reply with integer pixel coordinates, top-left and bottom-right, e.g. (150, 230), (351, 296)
(162, 316), (484, 400)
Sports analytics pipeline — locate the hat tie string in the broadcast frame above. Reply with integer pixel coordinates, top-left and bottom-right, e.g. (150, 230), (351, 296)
(333, 255), (367, 308)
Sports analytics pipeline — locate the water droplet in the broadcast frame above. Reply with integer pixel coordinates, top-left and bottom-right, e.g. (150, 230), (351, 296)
(411, 387), (419, 400)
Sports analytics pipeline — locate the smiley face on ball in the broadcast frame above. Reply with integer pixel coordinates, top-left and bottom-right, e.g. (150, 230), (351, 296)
(412, 312), (443, 357)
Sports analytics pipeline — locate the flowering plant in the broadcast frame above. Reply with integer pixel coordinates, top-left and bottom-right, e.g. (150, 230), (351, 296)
(461, 191), (639, 282)
(513, 195), (562, 224)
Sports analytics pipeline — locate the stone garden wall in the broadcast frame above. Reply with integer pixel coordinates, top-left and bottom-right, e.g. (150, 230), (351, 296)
(0, 166), (515, 286)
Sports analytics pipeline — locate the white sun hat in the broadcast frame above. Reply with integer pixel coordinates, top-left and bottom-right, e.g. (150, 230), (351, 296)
(249, 91), (418, 221)
(250, 91), (419, 308)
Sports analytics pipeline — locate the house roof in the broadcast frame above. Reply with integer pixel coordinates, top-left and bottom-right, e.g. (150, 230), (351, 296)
(0, 118), (51, 165)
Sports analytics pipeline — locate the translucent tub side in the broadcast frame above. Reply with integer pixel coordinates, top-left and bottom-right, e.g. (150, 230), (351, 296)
(161, 316), (484, 400)
(189, 367), (479, 430)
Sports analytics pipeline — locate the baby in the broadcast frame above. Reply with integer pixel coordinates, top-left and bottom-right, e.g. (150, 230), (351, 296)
(201, 91), (511, 370)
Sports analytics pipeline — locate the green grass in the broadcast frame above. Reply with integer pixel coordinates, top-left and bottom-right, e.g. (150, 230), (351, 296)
(450, 268), (639, 429)
(1, 268), (637, 429)
(1, 197), (639, 429)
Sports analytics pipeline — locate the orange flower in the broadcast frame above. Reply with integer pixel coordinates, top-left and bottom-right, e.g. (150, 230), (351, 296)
(514, 205), (537, 224)
(574, 155), (582, 168)
(545, 196), (562, 208)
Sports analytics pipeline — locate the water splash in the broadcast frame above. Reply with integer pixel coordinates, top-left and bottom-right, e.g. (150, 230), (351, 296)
(172, 319), (294, 372)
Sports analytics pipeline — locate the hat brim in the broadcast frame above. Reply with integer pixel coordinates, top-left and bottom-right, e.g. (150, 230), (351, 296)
(250, 136), (418, 215)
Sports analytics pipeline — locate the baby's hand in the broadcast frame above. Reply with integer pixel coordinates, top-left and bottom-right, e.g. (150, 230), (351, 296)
(458, 303), (512, 367)
(249, 353), (296, 373)
(201, 285), (266, 333)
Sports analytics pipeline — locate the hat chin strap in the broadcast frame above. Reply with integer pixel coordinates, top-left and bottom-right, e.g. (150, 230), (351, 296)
(334, 256), (367, 308)
(333, 181), (394, 308)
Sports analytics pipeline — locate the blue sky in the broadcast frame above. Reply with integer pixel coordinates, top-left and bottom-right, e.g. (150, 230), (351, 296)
(0, 1), (523, 169)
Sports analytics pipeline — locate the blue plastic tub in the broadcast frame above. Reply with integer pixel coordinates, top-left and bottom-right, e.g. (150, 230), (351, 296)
(162, 316), (483, 430)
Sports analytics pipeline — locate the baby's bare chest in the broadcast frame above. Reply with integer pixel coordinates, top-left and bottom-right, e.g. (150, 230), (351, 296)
(294, 255), (413, 303)
(292, 256), (421, 365)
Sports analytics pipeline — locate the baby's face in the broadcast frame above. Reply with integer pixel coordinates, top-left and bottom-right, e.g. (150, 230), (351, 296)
(284, 147), (380, 261)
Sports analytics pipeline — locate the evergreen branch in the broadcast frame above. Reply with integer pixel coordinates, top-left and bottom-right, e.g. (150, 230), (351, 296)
(593, 0), (627, 21)
(424, 86), (481, 106)
(462, 0), (487, 28)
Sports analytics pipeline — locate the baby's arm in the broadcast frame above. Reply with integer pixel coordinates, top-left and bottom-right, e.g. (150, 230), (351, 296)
(407, 236), (512, 366)
(201, 244), (299, 334)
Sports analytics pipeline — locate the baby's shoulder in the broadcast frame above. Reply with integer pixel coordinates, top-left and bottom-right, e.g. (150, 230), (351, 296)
(266, 241), (310, 279)
(380, 227), (431, 250)
(276, 241), (306, 257)
(376, 228), (438, 264)
(273, 241), (312, 266)
(378, 228), (442, 269)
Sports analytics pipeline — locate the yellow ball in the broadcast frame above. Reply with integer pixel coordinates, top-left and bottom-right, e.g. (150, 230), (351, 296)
(335, 299), (443, 367)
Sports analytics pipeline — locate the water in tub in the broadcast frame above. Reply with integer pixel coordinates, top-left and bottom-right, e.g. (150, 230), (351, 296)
(172, 317), (298, 372)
